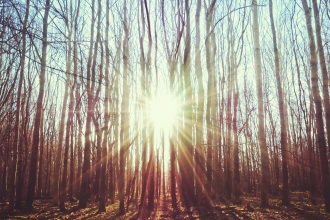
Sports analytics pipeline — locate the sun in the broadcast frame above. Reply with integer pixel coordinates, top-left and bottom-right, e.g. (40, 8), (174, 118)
(148, 92), (180, 133)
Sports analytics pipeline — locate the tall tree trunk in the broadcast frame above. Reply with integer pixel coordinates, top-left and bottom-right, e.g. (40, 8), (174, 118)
(74, 0), (82, 198)
(37, 109), (44, 197)
(147, 131), (155, 210)
(252, 0), (270, 208)
(233, 77), (240, 200)
(134, 129), (140, 201)
(71, 0), (80, 200)
(169, 130), (177, 209)
(109, 119), (115, 204)
(195, 0), (204, 205)
(269, 0), (289, 205)
(75, 87), (82, 197)
(293, 33), (316, 201)
(69, 118), (74, 201)
(142, 0), (155, 210)
(179, 0), (195, 207)
(16, 81), (27, 208)
(138, 0), (148, 210)
(119, 0), (129, 214)
(225, 54), (233, 200)
(59, 79), (74, 211)
(98, 0), (110, 213)
(91, 0), (102, 202)
(26, 0), (50, 210)
(44, 110), (53, 197)
(243, 75), (252, 193)
(59, 12), (73, 210)
(79, 0), (95, 208)
(10, 0), (30, 211)
(206, 71), (213, 196)
(53, 21), (72, 208)
(110, 49), (121, 204)
(205, 0), (216, 198)
(311, 0), (330, 158)
(301, 0), (330, 211)
(156, 151), (160, 200)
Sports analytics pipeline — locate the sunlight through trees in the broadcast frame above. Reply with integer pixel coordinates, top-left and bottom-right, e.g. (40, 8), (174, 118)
(2, 0), (330, 218)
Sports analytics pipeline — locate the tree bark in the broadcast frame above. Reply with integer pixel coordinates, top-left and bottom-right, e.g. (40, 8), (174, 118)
(53, 11), (72, 206)
(10, 0), (30, 211)
(119, 0), (129, 213)
(37, 109), (44, 198)
(138, 0), (148, 210)
(59, 79), (74, 211)
(205, 0), (216, 198)
(301, 0), (330, 211)
(91, 0), (102, 202)
(178, 0), (196, 207)
(252, 0), (270, 208)
(26, 0), (50, 210)
(195, 0), (204, 205)
(269, 0), (289, 205)
(225, 51), (233, 200)
(233, 77), (240, 200)
(79, 0), (95, 208)
(98, 0), (110, 213)
(311, 0), (330, 159)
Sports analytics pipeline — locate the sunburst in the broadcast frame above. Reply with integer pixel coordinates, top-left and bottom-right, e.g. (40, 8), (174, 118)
(148, 92), (180, 134)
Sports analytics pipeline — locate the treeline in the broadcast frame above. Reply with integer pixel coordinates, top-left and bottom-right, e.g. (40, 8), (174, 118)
(1, 0), (330, 214)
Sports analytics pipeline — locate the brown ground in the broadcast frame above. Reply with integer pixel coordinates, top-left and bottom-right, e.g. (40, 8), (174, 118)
(1, 191), (330, 219)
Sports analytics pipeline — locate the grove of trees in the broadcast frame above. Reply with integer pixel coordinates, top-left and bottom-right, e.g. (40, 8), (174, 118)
(1, 0), (330, 217)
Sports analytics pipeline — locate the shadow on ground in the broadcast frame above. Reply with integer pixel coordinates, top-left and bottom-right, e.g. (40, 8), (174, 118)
(1, 191), (330, 219)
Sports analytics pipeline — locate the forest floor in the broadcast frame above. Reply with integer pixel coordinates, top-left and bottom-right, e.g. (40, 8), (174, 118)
(1, 191), (330, 219)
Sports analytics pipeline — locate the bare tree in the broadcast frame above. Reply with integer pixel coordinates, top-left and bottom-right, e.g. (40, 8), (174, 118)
(52, 0), (73, 205)
(98, 0), (110, 213)
(252, 0), (270, 208)
(8, 0), (30, 211)
(179, 0), (196, 207)
(119, 0), (130, 214)
(269, 0), (289, 205)
(26, 0), (51, 210)
(301, 0), (330, 212)
(79, 0), (96, 209)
